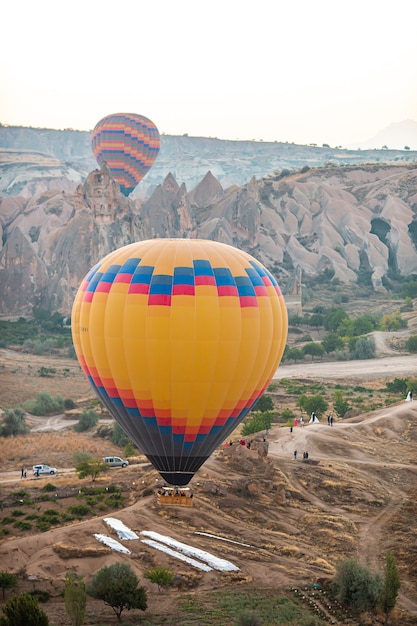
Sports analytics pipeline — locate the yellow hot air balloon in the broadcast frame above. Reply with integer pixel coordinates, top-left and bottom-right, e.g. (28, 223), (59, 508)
(71, 239), (287, 486)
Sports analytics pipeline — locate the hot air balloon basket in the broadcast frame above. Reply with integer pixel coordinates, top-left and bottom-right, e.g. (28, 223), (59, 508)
(157, 487), (194, 507)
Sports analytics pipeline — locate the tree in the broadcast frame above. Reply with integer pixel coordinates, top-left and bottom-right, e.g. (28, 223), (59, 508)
(302, 342), (325, 360)
(65, 571), (86, 626)
(252, 394), (274, 412)
(333, 390), (350, 418)
(88, 562), (147, 621)
(406, 378), (417, 396)
(75, 409), (99, 432)
(351, 337), (376, 360)
(379, 551), (400, 625)
(144, 567), (174, 592)
(380, 313), (406, 332)
(75, 458), (107, 482)
(0, 572), (18, 599)
(0, 409), (28, 437)
(241, 411), (274, 436)
(111, 422), (130, 447)
(0, 593), (50, 626)
(332, 558), (382, 614)
(384, 378), (408, 394)
(283, 347), (304, 363)
(321, 333), (344, 354)
(306, 313), (324, 327)
(297, 394), (328, 418)
(406, 336), (417, 353)
(324, 307), (348, 332)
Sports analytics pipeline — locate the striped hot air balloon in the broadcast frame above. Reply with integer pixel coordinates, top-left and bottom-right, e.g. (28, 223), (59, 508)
(91, 113), (160, 196)
(71, 239), (288, 486)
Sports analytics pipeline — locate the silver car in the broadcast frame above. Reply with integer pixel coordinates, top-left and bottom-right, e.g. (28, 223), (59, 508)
(103, 456), (129, 468)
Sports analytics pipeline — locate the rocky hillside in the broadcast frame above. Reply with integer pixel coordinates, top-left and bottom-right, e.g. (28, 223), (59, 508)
(1, 158), (417, 317)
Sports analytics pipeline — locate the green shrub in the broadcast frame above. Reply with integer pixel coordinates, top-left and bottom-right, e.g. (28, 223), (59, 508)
(332, 558), (382, 614)
(29, 589), (50, 603)
(75, 409), (99, 432)
(406, 335), (417, 353)
(13, 521), (32, 531)
(0, 408), (29, 437)
(25, 391), (64, 416)
(67, 505), (91, 518)
(41, 483), (56, 492)
(0, 592), (50, 625)
(144, 567), (175, 591)
(111, 422), (130, 446)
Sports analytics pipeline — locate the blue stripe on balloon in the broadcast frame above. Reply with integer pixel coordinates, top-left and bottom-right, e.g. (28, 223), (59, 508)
(100, 265), (121, 284)
(246, 266), (265, 286)
(149, 274), (173, 295)
(235, 275), (256, 297)
(213, 267), (235, 286)
(193, 259), (214, 276)
(119, 258), (141, 274)
(173, 267), (194, 285)
(131, 266), (154, 284)
(86, 272), (103, 292)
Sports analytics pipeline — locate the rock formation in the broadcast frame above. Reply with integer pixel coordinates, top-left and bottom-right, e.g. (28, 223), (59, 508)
(1, 161), (417, 317)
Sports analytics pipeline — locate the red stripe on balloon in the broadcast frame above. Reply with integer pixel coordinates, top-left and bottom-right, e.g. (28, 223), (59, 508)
(173, 285), (195, 296)
(195, 276), (216, 286)
(114, 273), (133, 283)
(148, 294), (171, 306)
(127, 283), (150, 295)
(217, 285), (238, 296)
(239, 296), (258, 307)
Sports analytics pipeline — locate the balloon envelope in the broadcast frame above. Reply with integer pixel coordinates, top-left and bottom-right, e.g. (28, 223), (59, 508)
(91, 113), (160, 196)
(71, 239), (287, 485)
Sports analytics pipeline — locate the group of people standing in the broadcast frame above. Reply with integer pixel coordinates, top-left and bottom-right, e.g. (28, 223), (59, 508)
(293, 450), (309, 461)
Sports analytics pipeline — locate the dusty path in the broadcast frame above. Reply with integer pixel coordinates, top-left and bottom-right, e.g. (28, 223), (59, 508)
(266, 401), (417, 615)
(274, 354), (417, 381)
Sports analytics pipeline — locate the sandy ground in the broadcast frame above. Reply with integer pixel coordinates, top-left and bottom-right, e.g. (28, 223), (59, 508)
(274, 354), (417, 381)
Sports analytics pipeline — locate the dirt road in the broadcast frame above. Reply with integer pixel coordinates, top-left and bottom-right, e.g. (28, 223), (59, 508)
(274, 354), (417, 381)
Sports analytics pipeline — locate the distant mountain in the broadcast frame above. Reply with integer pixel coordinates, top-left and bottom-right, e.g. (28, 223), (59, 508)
(353, 119), (417, 151)
(1, 124), (417, 200)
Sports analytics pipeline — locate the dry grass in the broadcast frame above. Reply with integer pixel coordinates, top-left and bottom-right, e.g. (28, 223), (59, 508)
(277, 544), (301, 557)
(52, 543), (111, 558)
(0, 431), (124, 471)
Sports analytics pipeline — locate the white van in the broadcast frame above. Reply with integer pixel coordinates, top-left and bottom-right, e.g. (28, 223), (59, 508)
(103, 456), (129, 468)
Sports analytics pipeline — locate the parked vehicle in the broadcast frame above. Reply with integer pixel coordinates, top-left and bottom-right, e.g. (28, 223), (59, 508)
(33, 464), (57, 476)
(103, 456), (129, 468)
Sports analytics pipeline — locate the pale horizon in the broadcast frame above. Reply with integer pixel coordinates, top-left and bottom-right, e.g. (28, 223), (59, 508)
(1, 0), (417, 148)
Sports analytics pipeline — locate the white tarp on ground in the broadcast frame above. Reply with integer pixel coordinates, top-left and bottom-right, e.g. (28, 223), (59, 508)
(141, 539), (213, 572)
(140, 530), (239, 572)
(93, 533), (131, 554)
(103, 517), (139, 540)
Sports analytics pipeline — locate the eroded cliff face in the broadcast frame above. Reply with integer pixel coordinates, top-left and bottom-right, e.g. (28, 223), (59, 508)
(0, 163), (416, 316)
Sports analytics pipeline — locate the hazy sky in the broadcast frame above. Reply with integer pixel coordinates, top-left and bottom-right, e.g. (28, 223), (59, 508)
(2, 0), (417, 147)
